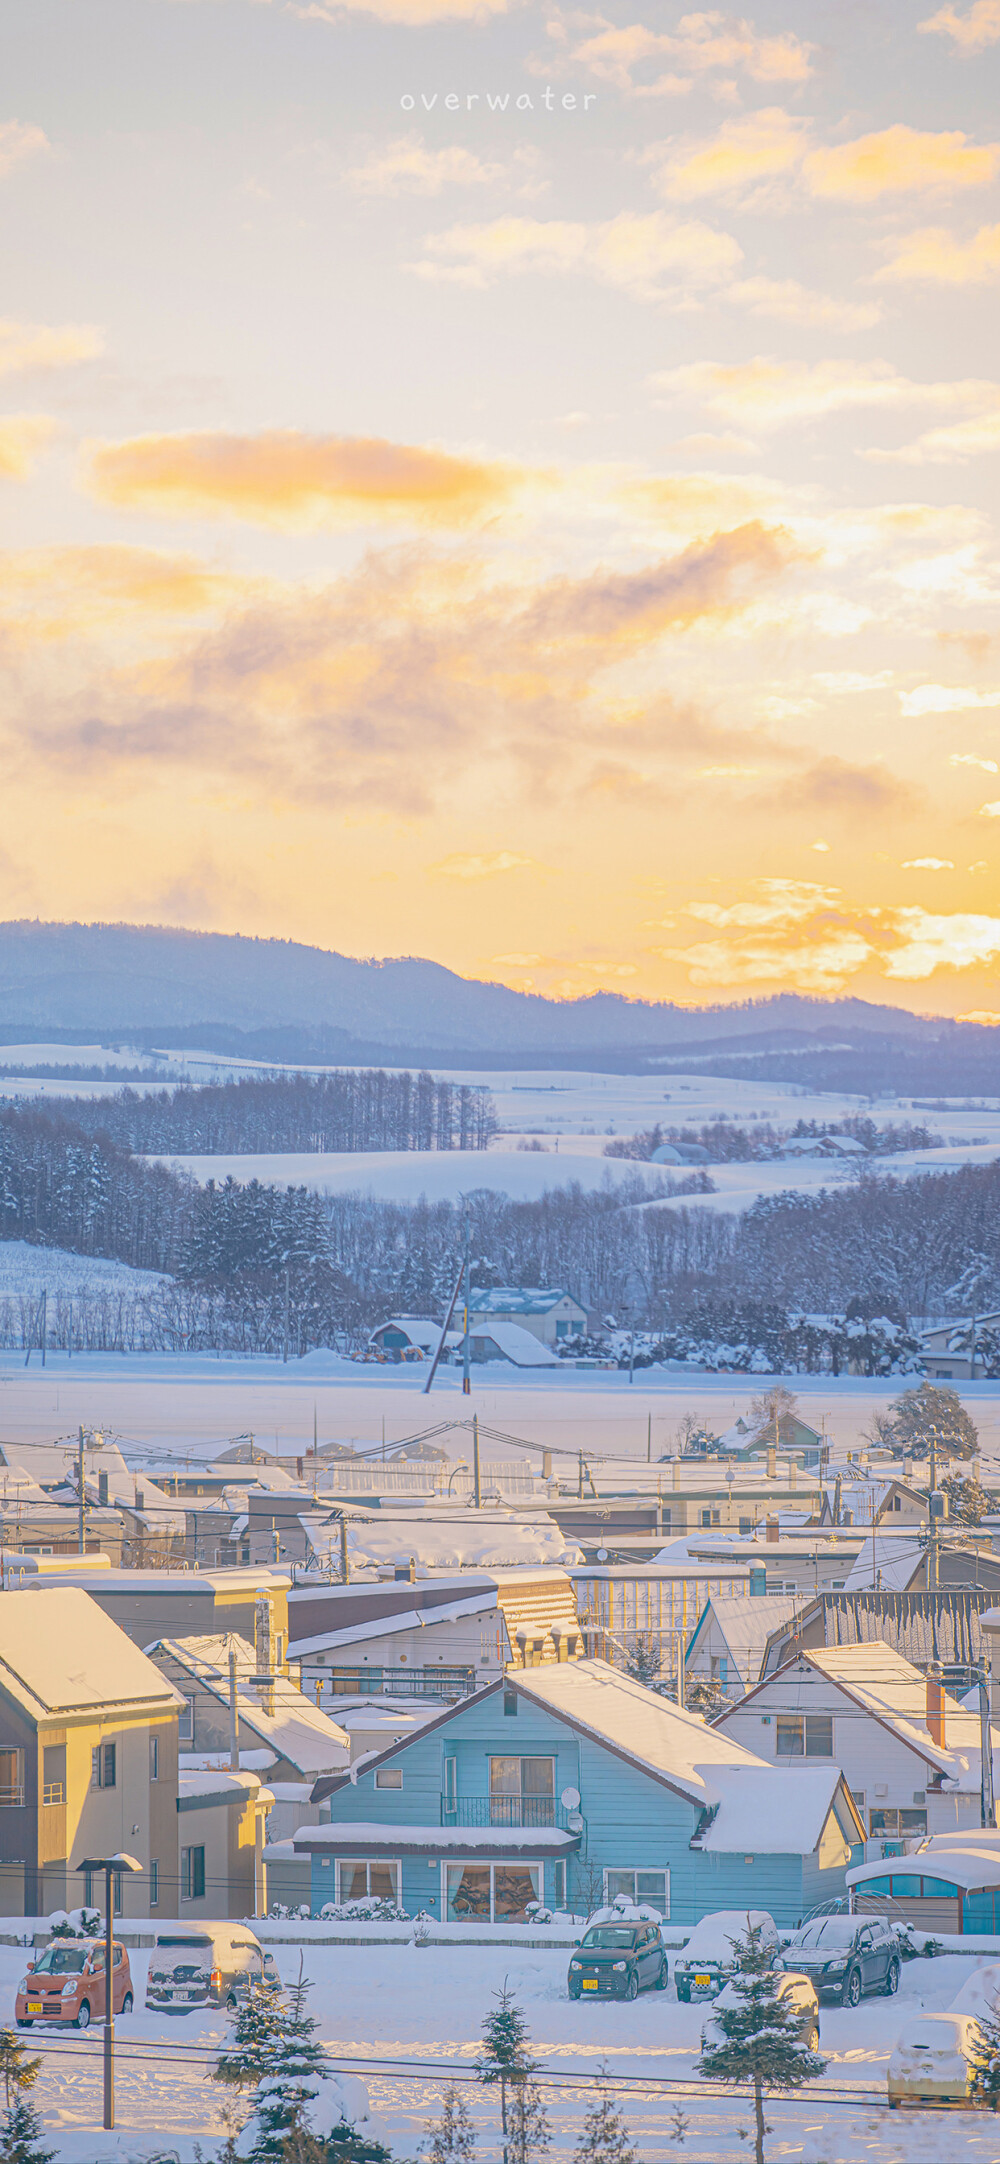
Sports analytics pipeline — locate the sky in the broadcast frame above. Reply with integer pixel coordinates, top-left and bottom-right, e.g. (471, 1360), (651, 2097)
(3, 0), (1000, 1017)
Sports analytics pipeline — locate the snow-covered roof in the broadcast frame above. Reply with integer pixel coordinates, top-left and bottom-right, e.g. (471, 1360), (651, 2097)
(466, 1288), (582, 1316)
(511, 1658), (770, 1810)
(842, 1536), (925, 1592)
(799, 1643), (999, 1786)
(687, 1595), (805, 1684)
(293, 1822), (578, 1852)
(302, 1513), (581, 1573)
(0, 1588), (185, 1718)
(371, 1319), (448, 1354)
(179, 1767), (271, 1804)
(150, 1634), (350, 1776)
(694, 1766), (848, 1855)
(468, 1322), (561, 1368)
(848, 1838), (1000, 1892)
(289, 1589), (498, 1658)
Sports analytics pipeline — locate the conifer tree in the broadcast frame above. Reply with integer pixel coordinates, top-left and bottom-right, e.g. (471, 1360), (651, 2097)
(214, 1979), (284, 2094)
(0, 2095), (54, 2164)
(239, 1966), (332, 2161)
(422, 2083), (476, 2164)
(507, 2078), (550, 2164)
(0, 2033), (40, 2115)
(698, 1919), (824, 2164)
(974, 1985), (1000, 2107)
(572, 2066), (636, 2164)
(477, 1982), (536, 2138)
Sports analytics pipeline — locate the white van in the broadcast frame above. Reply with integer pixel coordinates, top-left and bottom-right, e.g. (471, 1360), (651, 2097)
(145, 1927), (267, 2013)
(887, 2013), (987, 2107)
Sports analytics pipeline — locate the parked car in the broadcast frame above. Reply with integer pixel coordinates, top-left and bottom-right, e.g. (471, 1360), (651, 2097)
(16, 1940), (132, 2030)
(888, 2013), (988, 2107)
(674, 1912), (779, 2002)
(781, 1915), (901, 2006)
(262, 1949), (281, 1989)
(701, 1971), (820, 2055)
(568, 1921), (667, 2000)
(145, 1927), (266, 2012)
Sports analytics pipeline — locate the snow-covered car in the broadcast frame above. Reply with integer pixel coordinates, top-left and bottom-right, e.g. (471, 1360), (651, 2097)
(16, 1940), (133, 2029)
(262, 1949), (281, 1989)
(888, 2014), (988, 2107)
(674, 1911), (779, 2002)
(568, 1922), (668, 2001)
(700, 1970), (820, 2055)
(146, 1926), (266, 2011)
(781, 1915), (900, 2006)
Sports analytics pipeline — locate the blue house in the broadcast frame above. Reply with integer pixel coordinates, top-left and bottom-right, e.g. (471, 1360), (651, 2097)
(297, 1659), (864, 1928)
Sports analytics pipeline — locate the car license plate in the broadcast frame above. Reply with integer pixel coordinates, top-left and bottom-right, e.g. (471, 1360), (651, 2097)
(695, 1974), (711, 1987)
(582, 1979), (598, 1991)
(26, 2002), (42, 2015)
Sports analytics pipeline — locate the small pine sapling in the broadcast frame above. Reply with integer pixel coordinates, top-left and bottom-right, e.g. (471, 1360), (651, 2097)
(698, 1918), (824, 2164)
(0, 2095), (55, 2164)
(241, 1962), (331, 2160)
(477, 1981), (536, 2137)
(214, 1979), (284, 2094)
(667, 2106), (688, 2147)
(0, 2034), (41, 2115)
(422, 2083), (476, 2164)
(572, 2064), (636, 2164)
(974, 1986), (1000, 2108)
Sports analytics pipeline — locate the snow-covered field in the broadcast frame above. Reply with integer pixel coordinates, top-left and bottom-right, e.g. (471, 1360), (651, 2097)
(0, 1242), (166, 1295)
(6, 1933), (1000, 2163)
(145, 1145), (673, 1204)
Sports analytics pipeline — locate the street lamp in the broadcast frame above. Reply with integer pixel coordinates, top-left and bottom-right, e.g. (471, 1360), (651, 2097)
(71, 1852), (141, 2129)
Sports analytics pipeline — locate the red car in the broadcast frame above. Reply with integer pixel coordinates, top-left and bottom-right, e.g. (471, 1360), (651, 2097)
(16, 1940), (133, 2029)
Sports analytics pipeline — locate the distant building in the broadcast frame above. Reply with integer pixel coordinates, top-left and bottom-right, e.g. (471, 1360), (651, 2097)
(287, 1568), (583, 1706)
(651, 1142), (711, 1166)
(922, 1312), (1000, 1381)
(464, 1288), (587, 1346)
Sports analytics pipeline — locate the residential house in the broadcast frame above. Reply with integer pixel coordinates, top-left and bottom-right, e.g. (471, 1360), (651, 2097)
(711, 1412), (827, 1466)
(0, 1587), (181, 1916)
(549, 1455), (824, 1555)
(847, 1828), (1000, 1935)
(571, 1564), (754, 1673)
(177, 1765), (273, 1920)
(922, 1314), (1000, 1381)
(818, 1475), (929, 1531)
(297, 1507), (581, 1576)
(760, 1589), (1000, 1699)
(715, 1641), (1000, 1846)
(463, 1288), (588, 1346)
(287, 1568), (583, 1705)
(685, 1595), (807, 1704)
(27, 1565), (290, 1653)
(296, 1657), (865, 1927)
(145, 1633), (350, 1782)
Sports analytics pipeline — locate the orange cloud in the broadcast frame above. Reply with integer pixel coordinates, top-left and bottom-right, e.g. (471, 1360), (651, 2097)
(803, 125), (999, 200)
(649, 357), (988, 431)
(552, 15), (814, 97)
(653, 107), (810, 201)
(0, 320), (104, 375)
(0, 121), (49, 178)
(430, 850), (542, 878)
(0, 414), (55, 478)
(876, 222), (1000, 283)
(85, 429), (527, 530)
(412, 210), (741, 300)
(920, 0), (1000, 51)
(664, 879), (1000, 989)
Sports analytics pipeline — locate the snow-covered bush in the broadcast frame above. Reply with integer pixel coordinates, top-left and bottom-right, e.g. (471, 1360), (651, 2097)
(268, 1903), (312, 1922)
(46, 1908), (100, 1940)
(586, 1899), (662, 1927)
(318, 1898), (409, 1923)
(524, 1903), (553, 1925)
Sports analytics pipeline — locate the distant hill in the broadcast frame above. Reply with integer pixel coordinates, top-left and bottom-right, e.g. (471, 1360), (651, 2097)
(0, 919), (996, 1092)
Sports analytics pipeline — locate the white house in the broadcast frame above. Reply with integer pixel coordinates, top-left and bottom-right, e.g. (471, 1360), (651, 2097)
(684, 1594), (806, 1703)
(715, 1640), (999, 1846)
(464, 1287), (587, 1346)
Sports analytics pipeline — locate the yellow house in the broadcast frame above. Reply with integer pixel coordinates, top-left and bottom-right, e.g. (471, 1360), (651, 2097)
(0, 1587), (181, 1916)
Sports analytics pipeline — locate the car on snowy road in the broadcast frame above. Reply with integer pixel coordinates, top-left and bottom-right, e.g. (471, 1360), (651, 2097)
(16, 1939), (133, 2029)
(780, 1914), (901, 2006)
(568, 1921), (668, 2000)
(888, 2013), (988, 2107)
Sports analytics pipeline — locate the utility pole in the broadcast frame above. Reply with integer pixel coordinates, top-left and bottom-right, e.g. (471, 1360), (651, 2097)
(40, 1290), (46, 1368)
(647, 1412), (652, 1463)
(980, 1663), (995, 1828)
(628, 1320), (635, 1386)
(929, 1421), (940, 1591)
(78, 1427), (86, 1556)
(282, 1265), (290, 1363)
(462, 1209), (472, 1397)
(228, 1639), (240, 1773)
(473, 1413), (481, 1509)
(971, 1309), (978, 1382)
(340, 1513), (350, 1584)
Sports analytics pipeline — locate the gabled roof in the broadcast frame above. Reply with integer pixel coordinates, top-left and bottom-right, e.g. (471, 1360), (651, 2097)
(686, 1594), (806, 1685)
(510, 1657), (771, 1810)
(466, 1287), (583, 1315)
(694, 1766), (858, 1854)
(842, 1536), (925, 1592)
(148, 1633), (349, 1776)
(468, 1321), (560, 1367)
(724, 1639), (999, 1789)
(0, 1589), (184, 1719)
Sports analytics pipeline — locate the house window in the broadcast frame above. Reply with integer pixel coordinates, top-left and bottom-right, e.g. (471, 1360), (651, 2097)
(503, 1689), (518, 1717)
(0, 1749), (24, 1807)
(150, 1737), (159, 1781)
(489, 1757), (555, 1825)
(869, 1806), (928, 1838)
(443, 1759), (457, 1812)
(701, 1510), (711, 1527)
(375, 1768), (403, 1790)
(42, 1745), (66, 1805)
(178, 1697), (195, 1745)
(275, 1634), (284, 1668)
(91, 1742), (117, 1789)
(603, 1868), (669, 1918)
(554, 1859), (567, 1910)
(335, 1859), (400, 1904)
(776, 1715), (833, 1758)
(556, 1321), (569, 1338)
(739, 1518), (753, 1536)
(181, 1846), (206, 1900)
(444, 1861), (541, 1922)
(149, 1860), (159, 1907)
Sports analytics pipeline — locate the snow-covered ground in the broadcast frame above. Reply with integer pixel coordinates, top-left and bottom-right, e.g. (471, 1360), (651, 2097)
(145, 1145), (673, 1204)
(0, 1242), (166, 1294)
(6, 1933), (1000, 2162)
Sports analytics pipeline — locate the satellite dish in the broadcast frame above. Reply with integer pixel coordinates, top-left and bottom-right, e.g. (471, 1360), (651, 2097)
(561, 1785), (581, 1810)
(597, 1548), (608, 1562)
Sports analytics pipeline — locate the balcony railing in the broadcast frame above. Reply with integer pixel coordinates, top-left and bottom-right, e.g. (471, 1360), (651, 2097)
(326, 1667), (476, 1703)
(440, 1795), (579, 1830)
(0, 1787), (24, 1808)
(42, 1782), (65, 1806)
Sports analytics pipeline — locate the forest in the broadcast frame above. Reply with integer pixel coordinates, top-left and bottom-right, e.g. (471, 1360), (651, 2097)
(1, 1100), (997, 1368)
(35, 1068), (497, 1157)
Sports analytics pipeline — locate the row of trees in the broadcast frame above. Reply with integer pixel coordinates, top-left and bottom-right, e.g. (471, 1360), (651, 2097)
(38, 1071), (498, 1158)
(605, 1114), (941, 1165)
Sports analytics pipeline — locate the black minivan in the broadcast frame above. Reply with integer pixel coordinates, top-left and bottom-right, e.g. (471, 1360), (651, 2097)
(568, 1922), (668, 2001)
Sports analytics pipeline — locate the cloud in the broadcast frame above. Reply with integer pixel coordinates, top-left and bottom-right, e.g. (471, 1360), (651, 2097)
(651, 107), (810, 201)
(920, 0), (1000, 51)
(0, 121), (49, 179)
(903, 857), (954, 869)
(663, 876), (1000, 989)
(430, 850), (540, 878)
(85, 428), (528, 529)
(777, 756), (912, 815)
(345, 136), (541, 197)
(951, 751), (999, 771)
(547, 14), (814, 97)
(521, 521), (797, 642)
(875, 222), (1000, 284)
(648, 357), (990, 431)
(411, 210), (741, 302)
(881, 407), (1000, 463)
(901, 683), (1000, 714)
(0, 320), (104, 376)
(803, 125), (999, 201)
(813, 671), (895, 693)
(728, 278), (881, 331)
(0, 414), (55, 479)
(0, 546), (246, 636)
(979, 800), (1000, 816)
(291, 0), (512, 21)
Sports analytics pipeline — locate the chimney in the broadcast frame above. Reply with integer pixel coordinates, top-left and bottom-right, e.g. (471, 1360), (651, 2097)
(542, 1450), (552, 1480)
(789, 1461), (797, 1492)
(926, 1662), (946, 1751)
(767, 1446), (776, 1480)
(766, 1516), (780, 1545)
(902, 1454), (911, 1483)
(296, 1456), (304, 1481)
